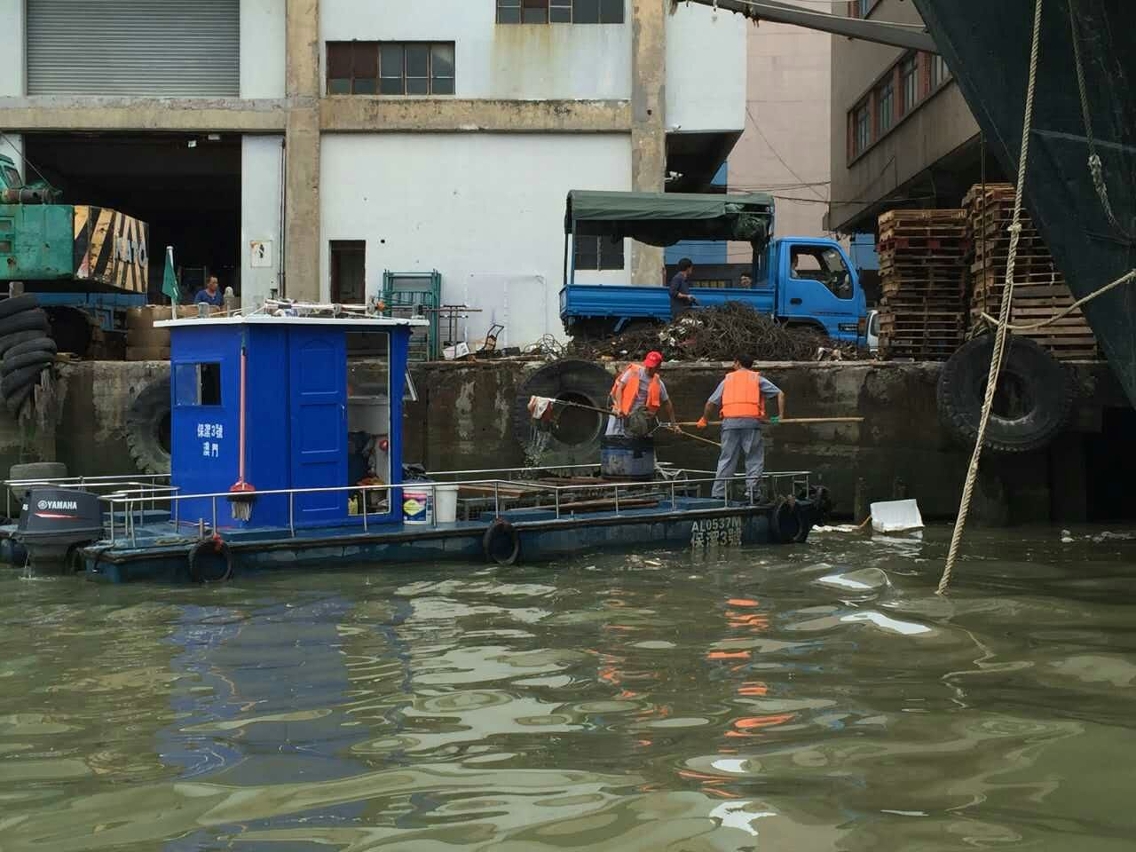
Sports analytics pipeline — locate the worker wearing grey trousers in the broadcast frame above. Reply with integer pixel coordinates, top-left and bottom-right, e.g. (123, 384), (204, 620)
(697, 356), (785, 500)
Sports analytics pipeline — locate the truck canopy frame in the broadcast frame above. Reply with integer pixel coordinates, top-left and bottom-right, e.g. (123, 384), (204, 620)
(564, 190), (775, 248)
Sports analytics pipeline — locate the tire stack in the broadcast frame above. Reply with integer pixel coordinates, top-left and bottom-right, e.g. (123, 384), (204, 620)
(0, 295), (56, 418)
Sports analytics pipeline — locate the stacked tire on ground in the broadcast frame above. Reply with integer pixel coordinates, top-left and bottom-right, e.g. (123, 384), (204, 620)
(0, 295), (55, 418)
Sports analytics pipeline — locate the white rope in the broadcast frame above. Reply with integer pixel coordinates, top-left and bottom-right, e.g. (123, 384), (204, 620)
(979, 268), (1136, 332)
(937, 0), (1045, 596)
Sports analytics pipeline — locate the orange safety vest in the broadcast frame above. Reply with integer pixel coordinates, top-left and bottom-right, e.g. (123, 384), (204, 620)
(721, 370), (765, 419)
(612, 364), (662, 416)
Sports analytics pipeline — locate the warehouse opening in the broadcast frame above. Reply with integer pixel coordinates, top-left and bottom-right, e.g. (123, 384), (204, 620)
(22, 132), (242, 303)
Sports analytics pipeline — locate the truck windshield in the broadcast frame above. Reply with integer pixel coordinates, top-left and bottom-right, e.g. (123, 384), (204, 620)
(1, 165), (22, 189)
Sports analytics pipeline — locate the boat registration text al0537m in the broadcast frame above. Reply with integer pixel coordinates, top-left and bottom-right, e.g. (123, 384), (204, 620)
(691, 516), (742, 548)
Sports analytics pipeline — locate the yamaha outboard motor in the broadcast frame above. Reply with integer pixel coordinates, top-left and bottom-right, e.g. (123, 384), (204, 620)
(14, 487), (103, 573)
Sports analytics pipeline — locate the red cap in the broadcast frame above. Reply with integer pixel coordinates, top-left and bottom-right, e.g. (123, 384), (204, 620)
(643, 351), (664, 368)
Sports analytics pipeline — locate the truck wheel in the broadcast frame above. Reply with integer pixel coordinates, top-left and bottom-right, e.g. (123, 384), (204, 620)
(0, 295), (40, 321)
(514, 360), (614, 469)
(126, 378), (172, 475)
(937, 335), (1073, 454)
(0, 309), (49, 340)
(2, 350), (54, 377)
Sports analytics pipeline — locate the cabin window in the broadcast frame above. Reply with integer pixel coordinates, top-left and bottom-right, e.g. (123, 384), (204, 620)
(174, 362), (222, 407)
(901, 54), (919, 114)
(1, 166), (20, 189)
(574, 235), (625, 271)
(497, 0), (624, 24)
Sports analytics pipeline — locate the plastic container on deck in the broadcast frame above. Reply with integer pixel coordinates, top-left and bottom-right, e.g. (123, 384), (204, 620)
(402, 484), (433, 525)
(435, 484), (459, 524)
(600, 435), (655, 480)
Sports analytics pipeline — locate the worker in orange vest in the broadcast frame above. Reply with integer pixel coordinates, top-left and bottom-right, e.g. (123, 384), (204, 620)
(697, 355), (785, 500)
(607, 350), (679, 436)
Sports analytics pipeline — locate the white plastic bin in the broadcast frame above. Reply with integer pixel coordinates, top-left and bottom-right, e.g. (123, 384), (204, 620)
(435, 484), (459, 524)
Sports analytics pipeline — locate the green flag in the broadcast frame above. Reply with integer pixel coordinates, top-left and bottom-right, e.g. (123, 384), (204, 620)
(162, 246), (179, 305)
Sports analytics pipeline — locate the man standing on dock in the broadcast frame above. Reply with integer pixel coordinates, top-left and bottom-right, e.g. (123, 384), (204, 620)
(697, 356), (785, 500)
(607, 351), (679, 437)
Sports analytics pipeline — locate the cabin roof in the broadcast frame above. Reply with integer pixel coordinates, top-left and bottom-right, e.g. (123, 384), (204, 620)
(155, 314), (428, 329)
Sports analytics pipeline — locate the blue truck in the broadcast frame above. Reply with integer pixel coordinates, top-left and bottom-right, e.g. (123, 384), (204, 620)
(559, 190), (870, 344)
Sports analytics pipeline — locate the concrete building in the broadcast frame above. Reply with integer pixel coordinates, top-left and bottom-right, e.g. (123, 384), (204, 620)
(825, 0), (998, 239)
(0, 0), (746, 347)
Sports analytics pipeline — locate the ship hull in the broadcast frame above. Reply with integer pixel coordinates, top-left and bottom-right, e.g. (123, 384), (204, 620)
(913, 0), (1136, 405)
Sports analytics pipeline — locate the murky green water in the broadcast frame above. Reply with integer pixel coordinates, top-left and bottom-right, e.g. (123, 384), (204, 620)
(2, 527), (1136, 850)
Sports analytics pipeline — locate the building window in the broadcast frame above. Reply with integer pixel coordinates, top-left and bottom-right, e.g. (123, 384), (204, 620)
(929, 53), (950, 89)
(330, 241), (366, 304)
(901, 55), (919, 114)
(574, 236), (625, 271)
(497, 0), (624, 24)
(327, 42), (455, 95)
(876, 79), (894, 135)
(852, 101), (871, 157)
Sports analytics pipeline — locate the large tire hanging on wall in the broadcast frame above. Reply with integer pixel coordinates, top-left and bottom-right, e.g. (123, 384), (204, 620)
(513, 359), (615, 468)
(45, 307), (93, 358)
(937, 335), (1074, 454)
(126, 378), (172, 475)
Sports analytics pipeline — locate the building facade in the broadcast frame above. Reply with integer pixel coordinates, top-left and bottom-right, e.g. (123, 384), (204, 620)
(826, 0), (994, 238)
(0, 0), (745, 346)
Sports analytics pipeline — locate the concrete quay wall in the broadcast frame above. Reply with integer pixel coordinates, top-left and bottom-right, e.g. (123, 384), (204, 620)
(2, 358), (1125, 524)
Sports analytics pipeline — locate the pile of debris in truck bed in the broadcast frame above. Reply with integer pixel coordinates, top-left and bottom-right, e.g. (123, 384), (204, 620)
(568, 302), (861, 362)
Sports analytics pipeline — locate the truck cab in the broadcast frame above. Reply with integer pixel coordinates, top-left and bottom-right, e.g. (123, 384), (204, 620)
(558, 190), (869, 345)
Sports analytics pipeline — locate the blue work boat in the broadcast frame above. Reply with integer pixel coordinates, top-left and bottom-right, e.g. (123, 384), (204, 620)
(0, 307), (825, 583)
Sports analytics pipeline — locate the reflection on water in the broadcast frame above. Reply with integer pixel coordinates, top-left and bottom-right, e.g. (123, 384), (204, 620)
(2, 527), (1136, 850)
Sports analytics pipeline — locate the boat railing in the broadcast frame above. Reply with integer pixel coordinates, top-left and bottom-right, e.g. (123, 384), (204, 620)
(3, 473), (173, 519)
(97, 468), (813, 547)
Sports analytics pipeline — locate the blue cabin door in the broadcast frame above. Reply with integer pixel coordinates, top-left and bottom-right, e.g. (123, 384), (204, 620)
(288, 328), (347, 524)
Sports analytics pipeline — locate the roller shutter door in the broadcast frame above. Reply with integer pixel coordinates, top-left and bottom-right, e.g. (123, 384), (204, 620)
(27, 1), (240, 97)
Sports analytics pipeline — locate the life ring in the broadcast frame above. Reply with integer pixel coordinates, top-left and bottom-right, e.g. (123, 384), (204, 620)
(188, 536), (233, 583)
(770, 497), (805, 545)
(482, 518), (520, 565)
(937, 334), (1073, 453)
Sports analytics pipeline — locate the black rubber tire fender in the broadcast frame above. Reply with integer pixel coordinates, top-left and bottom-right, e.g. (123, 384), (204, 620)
(0, 364), (47, 400)
(769, 497), (804, 545)
(937, 335), (1074, 454)
(126, 378), (172, 475)
(44, 306), (93, 358)
(2, 350), (54, 377)
(0, 309), (49, 340)
(0, 294), (40, 321)
(0, 330), (51, 358)
(188, 537), (233, 583)
(5, 382), (35, 417)
(5, 337), (57, 361)
(513, 359), (616, 469)
(483, 518), (521, 565)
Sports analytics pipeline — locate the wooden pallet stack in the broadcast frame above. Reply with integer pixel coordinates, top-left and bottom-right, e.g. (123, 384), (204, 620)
(877, 209), (969, 360)
(965, 183), (1099, 359)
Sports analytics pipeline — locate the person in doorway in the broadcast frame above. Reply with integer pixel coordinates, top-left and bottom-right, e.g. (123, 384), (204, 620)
(195, 275), (224, 308)
(607, 350), (679, 437)
(669, 258), (697, 319)
(697, 355), (785, 500)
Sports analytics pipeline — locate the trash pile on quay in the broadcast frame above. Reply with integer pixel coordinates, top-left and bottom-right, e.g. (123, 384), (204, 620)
(568, 303), (863, 362)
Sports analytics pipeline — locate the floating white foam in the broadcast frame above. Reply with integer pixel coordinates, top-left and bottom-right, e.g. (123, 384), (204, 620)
(841, 611), (931, 636)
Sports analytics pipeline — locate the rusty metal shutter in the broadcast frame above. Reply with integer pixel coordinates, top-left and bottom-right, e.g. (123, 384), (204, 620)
(27, 1), (240, 97)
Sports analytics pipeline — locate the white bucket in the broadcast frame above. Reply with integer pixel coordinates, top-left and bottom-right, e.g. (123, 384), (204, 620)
(402, 485), (432, 525)
(435, 484), (459, 524)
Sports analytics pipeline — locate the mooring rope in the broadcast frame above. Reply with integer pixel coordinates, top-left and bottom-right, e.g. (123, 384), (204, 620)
(937, 0), (1045, 596)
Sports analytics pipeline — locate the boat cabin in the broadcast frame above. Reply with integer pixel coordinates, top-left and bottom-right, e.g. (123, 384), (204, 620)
(155, 313), (419, 530)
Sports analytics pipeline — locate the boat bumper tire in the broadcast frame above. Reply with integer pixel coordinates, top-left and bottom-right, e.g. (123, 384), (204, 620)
(770, 498), (808, 544)
(189, 537), (233, 583)
(483, 518), (520, 565)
